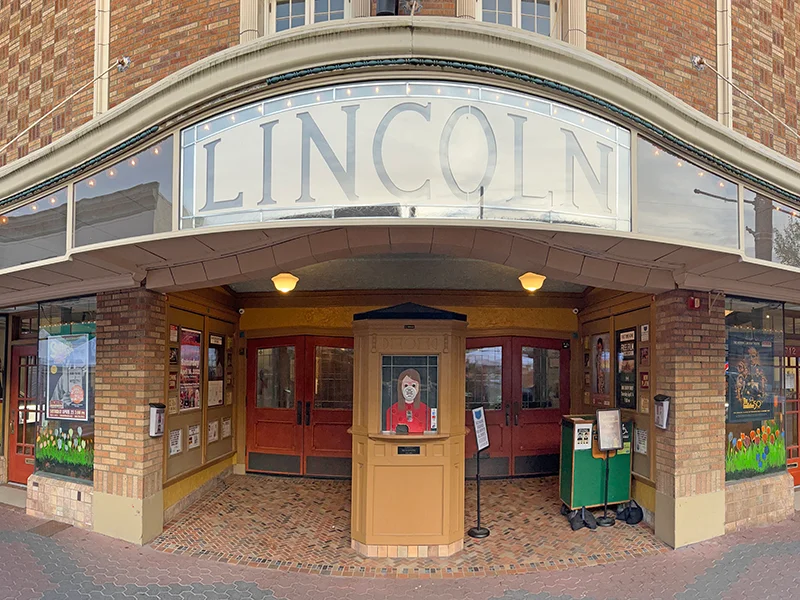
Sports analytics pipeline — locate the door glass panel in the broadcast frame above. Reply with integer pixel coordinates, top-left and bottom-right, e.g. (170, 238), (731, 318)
(787, 409), (798, 453)
(521, 347), (560, 409)
(256, 346), (295, 408)
(465, 346), (503, 411)
(313, 346), (353, 410)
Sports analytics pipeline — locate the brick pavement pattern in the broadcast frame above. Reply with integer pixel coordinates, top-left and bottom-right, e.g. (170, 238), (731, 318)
(4, 498), (800, 599)
(151, 475), (668, 576)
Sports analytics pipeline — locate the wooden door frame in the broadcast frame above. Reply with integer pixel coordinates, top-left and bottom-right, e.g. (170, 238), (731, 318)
(7, 343), (39, 484)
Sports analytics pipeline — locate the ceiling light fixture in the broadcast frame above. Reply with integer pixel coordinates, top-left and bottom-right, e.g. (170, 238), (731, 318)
(271, 272), (299, 293)
(519, 272), (546, 292)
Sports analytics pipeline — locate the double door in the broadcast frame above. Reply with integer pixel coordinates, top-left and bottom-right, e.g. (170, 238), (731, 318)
(465, 337), (569, 477)
(246, 336), (353, 476)
(785, 346), (800, 485)
(8, 344), (40, 484)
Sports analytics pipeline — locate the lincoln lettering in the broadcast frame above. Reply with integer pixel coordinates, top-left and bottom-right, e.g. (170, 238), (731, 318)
(192, 96), (622, 220)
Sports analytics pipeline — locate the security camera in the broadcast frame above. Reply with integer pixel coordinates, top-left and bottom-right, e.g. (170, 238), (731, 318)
(238, 308), (245, 315)
(572, 308), (580, 315)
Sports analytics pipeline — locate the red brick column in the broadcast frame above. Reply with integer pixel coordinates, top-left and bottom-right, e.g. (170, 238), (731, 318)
(654, 290), (726, 547)
(93, 287), (166, 544)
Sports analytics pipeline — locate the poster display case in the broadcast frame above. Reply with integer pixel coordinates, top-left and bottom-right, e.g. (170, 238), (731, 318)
(164, 305), (236, 482)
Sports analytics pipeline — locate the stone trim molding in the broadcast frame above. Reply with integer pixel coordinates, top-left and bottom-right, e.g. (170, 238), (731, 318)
(1, 19), (800, 210)
(716, 0), (732, 127)
(92, 0), (112, 116)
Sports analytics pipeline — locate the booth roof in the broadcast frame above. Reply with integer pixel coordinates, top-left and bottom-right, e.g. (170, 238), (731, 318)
(353, 302), (467, 322)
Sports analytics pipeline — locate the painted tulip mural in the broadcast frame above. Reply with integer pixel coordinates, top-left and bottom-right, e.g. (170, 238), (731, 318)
(35, 425), (94, 480)
(726, 419), (786, 480)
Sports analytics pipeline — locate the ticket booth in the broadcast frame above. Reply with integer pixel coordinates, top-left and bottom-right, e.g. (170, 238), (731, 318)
(350, 303), (467, 557)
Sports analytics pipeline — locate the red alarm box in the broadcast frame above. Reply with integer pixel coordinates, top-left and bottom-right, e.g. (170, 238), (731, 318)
(687, 296), (701, 310)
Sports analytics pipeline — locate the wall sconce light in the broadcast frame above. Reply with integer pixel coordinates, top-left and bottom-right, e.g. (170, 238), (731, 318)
(271, 272), (299, 293)
(519, 272), (546, 292)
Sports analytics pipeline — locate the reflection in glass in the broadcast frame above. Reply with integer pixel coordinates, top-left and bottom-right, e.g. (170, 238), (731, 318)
(520, 0), (549, 34)
(36, 295), (97, 482)
(521, 347), (559, 409)
(465, 346), (503, 411)
(637, 137), (738, 248)
(314, 346), (353, 409)
(74, 139), (173, 247)
(0, 189), (67, 270)
(276, 0), (305, 30)
(724, 297), (786, 482)
(381, 355), (438, 433)
(256, 346), (295, 408)
(313, 0), (344, 22)
(743, 188), (800, 267)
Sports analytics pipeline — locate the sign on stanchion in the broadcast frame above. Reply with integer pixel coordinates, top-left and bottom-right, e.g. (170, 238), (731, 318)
(468, 406), (490, 539)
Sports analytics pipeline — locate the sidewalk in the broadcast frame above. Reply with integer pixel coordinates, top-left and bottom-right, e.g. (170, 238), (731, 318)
(2, 502), (800, 599)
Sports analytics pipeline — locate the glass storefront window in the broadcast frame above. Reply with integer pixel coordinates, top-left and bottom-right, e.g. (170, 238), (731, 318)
(256, 346), (295, 408)
(35, 296), (96, 482)
(637, 138), (739, 248)
(74, 138), (173, 247)
(0, 316), (5, 450)
(743, 188), (800, 267)
(0, 189), (68, 271)
(313, 346), (353, 410)
(381, 355), (438, 434)
(521, 346), (560, 409)
(465, 346), (503, 411)
(725, 297), (786, 481)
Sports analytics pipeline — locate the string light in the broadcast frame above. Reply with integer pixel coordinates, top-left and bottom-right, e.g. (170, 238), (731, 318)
(49, 197), (56, 204)
(87, 179), (95, 187)
(129, 158), (137, 166)
(30, 204), (37, 211)
(152, 146), (160, 155)
(107, 168), (116, 178)
(0, 216), (8, 224)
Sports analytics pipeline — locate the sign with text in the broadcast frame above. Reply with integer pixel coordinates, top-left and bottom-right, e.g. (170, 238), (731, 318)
(181, 81), (631, 232)
(727, 330), (776, 423)
(46, 334), (90, 422)
(472, 406), (490, 452)
(616, 329), (637, 410)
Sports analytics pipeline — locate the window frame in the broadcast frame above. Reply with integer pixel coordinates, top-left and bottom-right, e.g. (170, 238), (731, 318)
(477, 0), (556, 37)
(266, 0), (351, 35)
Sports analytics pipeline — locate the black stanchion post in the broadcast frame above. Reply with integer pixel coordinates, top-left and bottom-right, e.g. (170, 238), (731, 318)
(468, 448), (490, 538)
(597, 449), (615, 527)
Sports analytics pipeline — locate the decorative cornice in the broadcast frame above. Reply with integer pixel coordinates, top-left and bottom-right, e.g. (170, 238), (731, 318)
(1, 18), (799, 211)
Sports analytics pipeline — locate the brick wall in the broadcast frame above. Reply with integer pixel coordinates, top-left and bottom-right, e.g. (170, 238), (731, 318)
(587, 0), (717, 119)
(94, 287), (166, 501)
(654, 290), (726, 503)
(107, 0), (239, 109)
(726, 471), (794, 532)
(731, 0), (799, 161)
(0, 0), (95, 167)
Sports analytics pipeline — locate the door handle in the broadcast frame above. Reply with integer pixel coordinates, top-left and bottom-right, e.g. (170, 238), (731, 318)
(514, 402), (520, 426)
(9, 415), (13, 435)
(505, 404), (510, 426)
(296, 402), (303, 425)
(305, 402), (311, 426)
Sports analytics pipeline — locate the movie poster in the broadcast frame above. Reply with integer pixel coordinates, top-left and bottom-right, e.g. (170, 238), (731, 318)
(727, 330), (776, 423)
(180, 329), (202, 411)
(207, 334), (224, 407)
(616, 329), (637, 410)
(591, 333), (611, 406)
(45, 334), (90, 421)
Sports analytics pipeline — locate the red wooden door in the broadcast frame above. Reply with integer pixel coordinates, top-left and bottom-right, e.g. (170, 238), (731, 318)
(247, 337), (305, 474)
(8, 344), (39, 484)
(465, 339), (512, 477)
(303, 337), (354, 477)
(510, 337), (570, 475)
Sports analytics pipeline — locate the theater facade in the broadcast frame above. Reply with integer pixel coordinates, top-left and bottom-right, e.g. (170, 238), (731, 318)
(0, 17), (798, 553)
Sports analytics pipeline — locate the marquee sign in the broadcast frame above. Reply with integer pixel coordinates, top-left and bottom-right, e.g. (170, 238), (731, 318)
(180, 81), (631, 230)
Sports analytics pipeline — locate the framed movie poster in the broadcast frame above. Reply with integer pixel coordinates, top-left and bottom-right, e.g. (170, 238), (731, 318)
(727, 330), (775, 423)
(180, 328), (202, 411)
(640, 346), (650, 367)
(591, 333), (611, 405)
(45, 334), (91, 421)
(596, 408), (623, 451)
(207, 334), (224, 407)
(616, 329), (637, 410)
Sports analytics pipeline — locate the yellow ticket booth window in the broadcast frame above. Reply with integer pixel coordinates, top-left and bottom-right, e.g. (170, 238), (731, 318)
(350, 303), (467, 558)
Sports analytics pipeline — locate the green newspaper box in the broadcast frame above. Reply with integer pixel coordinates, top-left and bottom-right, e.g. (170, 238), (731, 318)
(559, 415), (632, 510)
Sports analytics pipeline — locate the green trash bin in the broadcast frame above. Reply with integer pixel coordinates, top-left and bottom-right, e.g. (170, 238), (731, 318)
(559, 415), (632, 510)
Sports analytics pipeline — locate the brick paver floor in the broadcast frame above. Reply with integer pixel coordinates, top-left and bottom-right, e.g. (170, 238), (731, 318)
(151, 475), (668, 576)
(3, 501), (800, 599)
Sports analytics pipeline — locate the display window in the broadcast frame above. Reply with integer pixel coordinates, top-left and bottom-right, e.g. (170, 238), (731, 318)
(381, 355), (438, 434)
